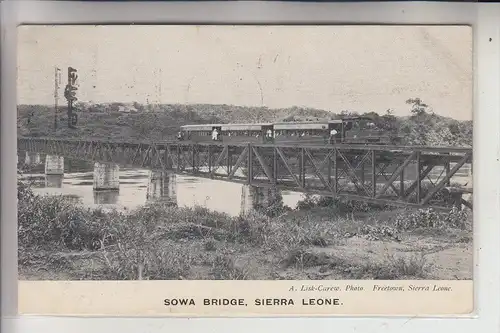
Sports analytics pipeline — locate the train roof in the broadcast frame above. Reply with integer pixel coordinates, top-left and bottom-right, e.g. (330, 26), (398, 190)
(180, 124), (223, 131)
(181, 119), (355, 132)
(181, 123), (272, 131)
(274, 122), (329, 130)
(221, 123), (272, 131)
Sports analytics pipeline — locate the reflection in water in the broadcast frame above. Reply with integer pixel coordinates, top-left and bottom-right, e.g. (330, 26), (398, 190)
(93, 190), (120, 205)
(45, 175), (64, 188)
(146, 171), (177, 206)
(21, 157), (399, 216)
(24, 166), (314, 216)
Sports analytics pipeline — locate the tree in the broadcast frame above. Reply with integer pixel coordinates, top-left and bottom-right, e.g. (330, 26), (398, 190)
(406, 98), (429, 116)
(380, 109), (398, 132)
(282, 115), (296, 122)
(340, 110), (359, 117)
(133, 101), (145, 112)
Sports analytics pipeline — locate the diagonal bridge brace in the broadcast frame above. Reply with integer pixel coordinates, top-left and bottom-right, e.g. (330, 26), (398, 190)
(336, 149), (372, 196)
(227, 146), (249, 179)
(304, 148), (335, 193)
(275, 147), (305, 190)
(375, 151), (417, 199)
(210, 145), (228, 177)
(252, 147), (275, 184)
(420, 152), (472, 205)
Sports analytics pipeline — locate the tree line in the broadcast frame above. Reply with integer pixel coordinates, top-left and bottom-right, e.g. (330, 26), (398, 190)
(17, 98), (472, 147)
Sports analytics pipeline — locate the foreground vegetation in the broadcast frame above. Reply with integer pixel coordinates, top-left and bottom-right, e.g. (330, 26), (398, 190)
(18, 175), (473, 281)
(18, 98), (472, 147)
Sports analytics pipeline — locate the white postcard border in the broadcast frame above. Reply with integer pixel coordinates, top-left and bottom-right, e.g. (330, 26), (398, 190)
(2, 1), (500, 332)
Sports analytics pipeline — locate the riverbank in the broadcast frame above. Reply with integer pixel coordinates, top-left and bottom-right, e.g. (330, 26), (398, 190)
(18, 179), (473, 281)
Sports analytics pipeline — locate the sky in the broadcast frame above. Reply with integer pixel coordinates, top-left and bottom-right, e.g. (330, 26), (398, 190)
(17, 25), (472, 120)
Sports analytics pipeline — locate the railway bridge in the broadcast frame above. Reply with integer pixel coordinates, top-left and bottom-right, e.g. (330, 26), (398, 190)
(17, 137), (473, 212)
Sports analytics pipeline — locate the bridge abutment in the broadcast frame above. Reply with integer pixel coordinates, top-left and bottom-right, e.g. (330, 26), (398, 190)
(146, 170), (177, 206)
(240, 185), (282, 216)
(93, 162), (120, 191)
(45, 155), (64, 175)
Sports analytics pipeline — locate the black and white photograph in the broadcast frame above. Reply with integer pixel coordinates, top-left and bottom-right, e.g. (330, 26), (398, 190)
(16, 25), (473, 284)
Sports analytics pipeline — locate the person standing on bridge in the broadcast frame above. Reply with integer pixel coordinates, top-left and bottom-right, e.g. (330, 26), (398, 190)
(330, 128), (338, 144)
(212, 128), (219, 141)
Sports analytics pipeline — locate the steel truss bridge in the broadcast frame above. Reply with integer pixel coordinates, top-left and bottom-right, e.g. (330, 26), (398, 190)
(18, 137), (473, 211)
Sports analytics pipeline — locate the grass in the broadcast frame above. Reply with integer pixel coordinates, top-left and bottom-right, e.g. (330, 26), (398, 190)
(280, 248), (431, 279)
(17, 174), (473, 281)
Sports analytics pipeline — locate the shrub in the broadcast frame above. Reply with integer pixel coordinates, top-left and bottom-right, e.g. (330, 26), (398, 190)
(281, 247), (331, 270)
(18, 191), (104, 252)
(393, 207), (471, 231)
(296, 195), (388, 213)
(204, 239), (217, 251)
(362, 254), (431, 280)
(210, 253), (249, 280)
(99, 243), (193, 280)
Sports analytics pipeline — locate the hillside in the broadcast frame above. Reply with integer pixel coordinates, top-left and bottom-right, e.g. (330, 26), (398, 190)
(17, 100), (472, 147)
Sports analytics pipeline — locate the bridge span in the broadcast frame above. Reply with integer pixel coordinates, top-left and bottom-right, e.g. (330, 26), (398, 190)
(18, 137), (473, 211)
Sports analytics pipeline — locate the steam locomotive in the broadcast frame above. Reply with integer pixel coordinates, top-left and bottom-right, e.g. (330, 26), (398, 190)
(178, 116), (401, 145)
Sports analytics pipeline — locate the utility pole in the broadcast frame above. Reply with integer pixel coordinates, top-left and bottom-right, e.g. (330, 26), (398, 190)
(54, 67), (61, 132)
(64, 67), (78, 129)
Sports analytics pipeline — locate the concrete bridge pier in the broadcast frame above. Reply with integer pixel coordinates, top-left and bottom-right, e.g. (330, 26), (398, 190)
(45, 155), (64, 175)
(240, 185), (282, 216)
(146, 170), (177, 206)
(93, 162), (120, 191)
(24, 151), (42, 165)
(93, 162), (120, 205)
(44, 155), (65, 188)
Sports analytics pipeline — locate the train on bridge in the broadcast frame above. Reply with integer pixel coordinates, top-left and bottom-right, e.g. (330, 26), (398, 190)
(178, 116), (402, 146)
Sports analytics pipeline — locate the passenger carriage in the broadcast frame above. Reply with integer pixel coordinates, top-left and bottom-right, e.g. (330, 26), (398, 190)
(179, 123), (275, 144)
(273, 122), (330, 145)
(178, 116), (401, 145)
(178, 124), (223, 143)
(220, 123), (275, 144)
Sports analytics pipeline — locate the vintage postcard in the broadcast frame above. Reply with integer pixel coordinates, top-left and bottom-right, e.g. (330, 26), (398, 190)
(16, 25), (473, 316)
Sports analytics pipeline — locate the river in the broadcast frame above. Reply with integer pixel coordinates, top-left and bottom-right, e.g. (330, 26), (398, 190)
(18, 152), (472, 217)
(19, 157), (305, 217)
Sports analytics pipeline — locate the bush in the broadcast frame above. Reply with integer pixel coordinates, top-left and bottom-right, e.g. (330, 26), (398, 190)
(351, 254), (431, 280)
(393, 207), (471, 231)
(99, 243), (193, 280)
(18, 187), (105, 252)
(210, 253), (249, 280)
(296, 194), (388, 213)
(18, 165), (468, 281)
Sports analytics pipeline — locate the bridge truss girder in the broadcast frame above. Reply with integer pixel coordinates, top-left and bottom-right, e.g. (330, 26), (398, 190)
(18, 138), (473, 211)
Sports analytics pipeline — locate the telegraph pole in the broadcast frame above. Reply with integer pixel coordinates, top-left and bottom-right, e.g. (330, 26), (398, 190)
(65, 67), (78, 129)
(54, 67), (61, 132)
